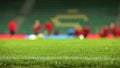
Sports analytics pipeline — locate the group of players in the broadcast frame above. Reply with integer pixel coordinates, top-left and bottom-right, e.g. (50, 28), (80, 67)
(8, 20), (53, 36)
(99, 23), (120, 37)
(74, 23), (120, 38)
(8, 19), (120, 38)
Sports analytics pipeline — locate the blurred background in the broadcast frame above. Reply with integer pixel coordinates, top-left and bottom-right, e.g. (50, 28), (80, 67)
(0, 0), (119, 34)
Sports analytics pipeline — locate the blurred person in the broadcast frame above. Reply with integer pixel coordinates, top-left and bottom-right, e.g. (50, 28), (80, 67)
(45, 20), (53, 35)
(68, 28), (75, 36)
(110, 23), (120, 36)
(33, 20), (41, 35)
(8, 20), (17, 36)
(99, 25), (110, 37)
(54, 30), (59, 35)
(74, 27), (84, 37)
(82, 25), (90, 37)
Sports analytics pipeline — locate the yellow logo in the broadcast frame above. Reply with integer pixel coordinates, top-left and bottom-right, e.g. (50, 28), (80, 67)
(51, 14), (89, 28)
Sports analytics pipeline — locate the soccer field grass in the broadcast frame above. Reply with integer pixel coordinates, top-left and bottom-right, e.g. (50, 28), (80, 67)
(0, 39), (120, 68)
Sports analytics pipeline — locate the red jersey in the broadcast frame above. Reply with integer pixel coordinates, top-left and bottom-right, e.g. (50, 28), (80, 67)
(99, 26), (110, 37)
(8, 20), (17, 31)
(110, 23), (120, 36)
(113, 27), (120, 36)
(74, 29), (84, 37)
(82, 26), (90, 37)
(33, 22), (41, 32)
(45, 21), (53, 32)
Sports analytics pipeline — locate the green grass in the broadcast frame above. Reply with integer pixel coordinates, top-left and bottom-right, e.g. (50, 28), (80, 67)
(0, 39), (120, 68)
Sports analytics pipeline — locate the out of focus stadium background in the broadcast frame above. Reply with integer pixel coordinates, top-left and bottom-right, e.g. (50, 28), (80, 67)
(0, 0), (120, 68)
(0, 0), (119, 34)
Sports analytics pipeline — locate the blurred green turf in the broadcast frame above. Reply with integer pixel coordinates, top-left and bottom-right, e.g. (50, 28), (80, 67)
(0, 39), (120, 68)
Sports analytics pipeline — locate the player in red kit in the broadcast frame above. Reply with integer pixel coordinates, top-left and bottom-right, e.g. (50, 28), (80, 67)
(74, 27), (84, 37)
(8, 20), (17, 35)
(110, 23), (120, 37)
(45, 21), (53, 35)
(33, 20), (41, 35)
(82, 25), (90, 37)
(99, 25), (110, 37)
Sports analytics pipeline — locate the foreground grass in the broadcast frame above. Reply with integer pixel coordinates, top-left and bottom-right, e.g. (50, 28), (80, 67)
(0, 39), (120, 68)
